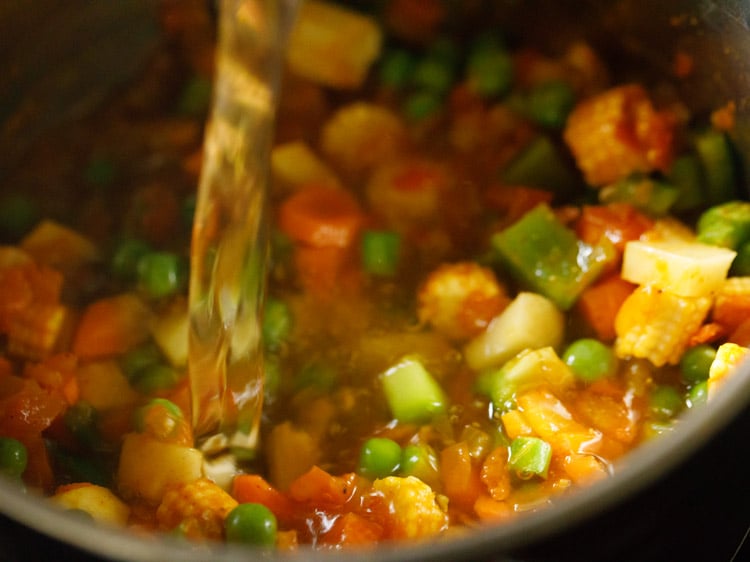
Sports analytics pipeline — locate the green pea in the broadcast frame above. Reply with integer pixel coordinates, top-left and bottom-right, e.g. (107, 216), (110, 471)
(120, 343), (163, 381)
(133, 398), (184, 433)
(400, 443), (439, 488)
(378, 48), (416, 90)
(262, 298), (293, 352)
(649, 385), (684, 420)
(131, 363), (182, 394)
(111, 238), (151, 281)
(358, 437), (402, 479)
(687, 381), (708, 409)
(225, 503), (277, 546)
(466, 44), (513, 99)
(402, 90), (442, 122)
(526, 80), (576, 129)
(562, 338), (618, 382)
(680, 344), (716, 384)
(136, 251), (187, 299)
(64, 401), (100, 449)
(0, 437), (28, 479)
(412, 57), (454, 95)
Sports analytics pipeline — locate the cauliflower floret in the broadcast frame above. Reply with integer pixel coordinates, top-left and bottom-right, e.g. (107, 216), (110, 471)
(418, 262), (509, 341)
(156, 478), (238, 540)
(371, 476), (448, 540)
(708, 342), (749, 399)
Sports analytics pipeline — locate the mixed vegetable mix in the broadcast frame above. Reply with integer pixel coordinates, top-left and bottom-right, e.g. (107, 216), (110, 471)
(2, 0), (750, 551)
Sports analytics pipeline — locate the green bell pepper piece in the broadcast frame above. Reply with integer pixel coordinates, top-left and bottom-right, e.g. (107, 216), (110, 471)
(492, 203), (613, 310)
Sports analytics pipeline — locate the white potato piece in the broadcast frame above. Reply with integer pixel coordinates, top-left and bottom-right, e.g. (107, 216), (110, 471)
(117, 432), (203, 504)
(464, 292), (565, 371)
(621, 239), (736, 297)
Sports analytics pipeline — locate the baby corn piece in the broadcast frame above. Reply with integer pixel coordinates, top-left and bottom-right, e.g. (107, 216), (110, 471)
(6, 303), (68, 361)
(615, 285), (712, 366)
(156, 478), (238, 540)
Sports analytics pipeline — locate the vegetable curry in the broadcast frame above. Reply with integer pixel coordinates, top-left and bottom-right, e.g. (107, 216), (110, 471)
(1, 0), (749, 551)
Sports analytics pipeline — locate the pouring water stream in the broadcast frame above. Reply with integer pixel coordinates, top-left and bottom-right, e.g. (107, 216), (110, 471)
(188, 0), (299, 460)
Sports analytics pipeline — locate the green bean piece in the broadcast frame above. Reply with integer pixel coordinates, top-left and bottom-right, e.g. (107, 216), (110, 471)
(263, 297), (293, 352)
(361, 230), (401, 277)
(694, 129), (738, 205)
(696, 200), (750, 250)
(508, 436), (552, 480)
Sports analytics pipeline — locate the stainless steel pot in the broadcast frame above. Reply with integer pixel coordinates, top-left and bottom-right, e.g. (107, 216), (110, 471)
(1, 1), (749, 560)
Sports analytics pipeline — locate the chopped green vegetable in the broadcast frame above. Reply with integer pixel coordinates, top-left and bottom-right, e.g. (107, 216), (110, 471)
(731, 240), (750, 275)
(136, 251), (188, 299)
(378, 48), (416, 90)
(696, 200), (750, 249)
(492, 203), (613, 310)
(687, 381), (708, 408)
(481, 346), (575, 411)
(500, 136), (580, 199)
(361, 230), (401, 277)
(121, 343), (163, 380)
(412, 56), (454, 95)
(649, 385), (684, 420)
(225, 503), (277, 546)
(694, 129), (737, 205)
(64, 401), (100, 449)
(562, 338), (618, 382)
(400, 443), (440, 487)
(358, 437), (402, 479)
(680, 344), (716, 384)
(402, 90), (443, 121)
(668, 154), (705, 211)
(111, 238), (152, 281)
(130, 363), (182, 394)
(599, 175), (679, 216)
(0, 437), (28, 479)
(508, 436), (552, 480)
(466, 39), (513, 98)
(525, 80), (576, 129)
(262, 297), (293, 352)
(380, 356), (447, 423)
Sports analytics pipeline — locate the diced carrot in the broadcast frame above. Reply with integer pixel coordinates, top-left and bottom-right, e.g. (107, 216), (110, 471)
(484, 185), (554, 225)
(561, 453), (608, 484)
(278, 185), (364, 248)
(23, 353), (79, 405)
(575, 273), (636, 342)
(500, 410), (534, 440)
(293, 246), (354, 294)
(231, 474), (296, 523)
(287, 466), (355, 508)
(439, 441), (484, 511)
(576, 203), (654, 254)
(729, 318), (750, 347)
(516, 389), (603, 456)
(0, 378), (66, 435)
(688, 322), (726, 347)
(72, 294), (153, 359)
(473, 494), (513, 522)
(573, 389), (638, 445)
(480, 447), (511, 501)
(320, 512), (383, 548)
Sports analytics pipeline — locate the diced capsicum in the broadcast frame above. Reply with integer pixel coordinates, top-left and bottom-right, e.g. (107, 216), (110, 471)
(598, 175), (679, 216)
(380, 356), (447, 423)
(696, 200), (750, 249)
(492, 203), (613, 309)
(693, 129), (738, 205)
(500, 136), (581, 200)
